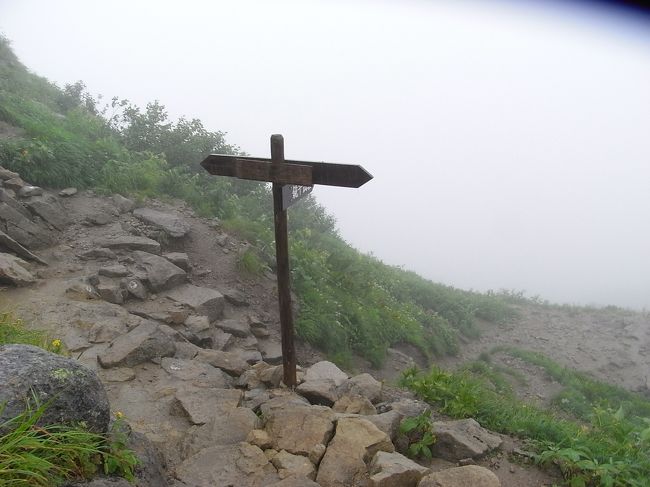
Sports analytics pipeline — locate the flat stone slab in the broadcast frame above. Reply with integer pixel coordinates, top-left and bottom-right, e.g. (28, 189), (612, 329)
(0, 229), (47, 264)
(215, 318), (250, 338)
(182, 407), (260, 458)
(195, 349), (250, 376)
(173, 387), (243, 425)
(96, 235), (161, 254)
(174, 443), (280, 487)
(97, 321), (176, 368)
(23, 193), (68, 230)
(419, 465), (501, 487)
(161, 357), (229, 388)
(166, 284), (224, 321)
(133, 207), (190, 238)
(133, 251), (186, 291)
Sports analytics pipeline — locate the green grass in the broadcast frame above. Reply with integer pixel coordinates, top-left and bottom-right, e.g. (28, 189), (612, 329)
(401, 359), (650, 486)
(0, 313), (61, 353)
(0, 402), (138, 486)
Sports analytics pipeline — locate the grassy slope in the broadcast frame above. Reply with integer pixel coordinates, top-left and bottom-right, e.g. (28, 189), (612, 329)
(0, 35), (513, 367)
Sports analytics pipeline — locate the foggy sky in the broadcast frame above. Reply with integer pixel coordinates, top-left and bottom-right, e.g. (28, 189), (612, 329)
(1, 0), (649, 309)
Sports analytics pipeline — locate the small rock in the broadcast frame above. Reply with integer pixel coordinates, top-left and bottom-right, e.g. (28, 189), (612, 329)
(223, 288), (250, 307)
(0, 252), (36, 286)
(112, 194), (135, 213)
(247, 429), (273, 450)
(0, 166), (19, 180)
(161, 357), (229, 388)
(212, 328), (234, 350)
(333, 394), (377, 415)
(258, 340), (283, 365)
(97, 235), (161, 254)
(96, 278), (126, 304)
(124, 277), (148, 300)
(182, 407), (260, 457)
(368, 450), (430, 487)
(84, 213), (116, 226)
(296, 361), (349, 406)
(173, 388), (242, 425)
(195, 349), (250, 376)
(418, 465), (501, 487)
(59, 187), (78, 197)
(185, 315), (211, 334)
(99, 265), (129, 278)
(79, 247), (117, 261)
(316, 417), (394, 487)
(431, 419), (503, 462)
(216, 318), (251, 338)
(265, 404), (336, 456)
(3, 177), (25, 191)
(174, 443), (279, 487)
(272, 450), (316, 480)
(340, 373), (383, 404)
(163, 252), (190, 271)
(17, 185), (43, 198)
(166, 284), (225, 322)
(102, 367), (136, 382)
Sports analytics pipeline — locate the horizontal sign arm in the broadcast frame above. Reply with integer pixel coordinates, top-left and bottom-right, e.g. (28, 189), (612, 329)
(201, 154), (372, 188)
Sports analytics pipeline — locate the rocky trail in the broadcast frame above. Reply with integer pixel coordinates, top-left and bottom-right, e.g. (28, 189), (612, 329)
(0, 165), (610, 487)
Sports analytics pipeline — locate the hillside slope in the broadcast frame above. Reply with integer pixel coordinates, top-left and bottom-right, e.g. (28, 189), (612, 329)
(0, 34), (513, 367)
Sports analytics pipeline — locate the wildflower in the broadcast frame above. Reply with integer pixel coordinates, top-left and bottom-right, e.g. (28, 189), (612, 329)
(115, 411), (124, 420)
(51, 339), (62, 349)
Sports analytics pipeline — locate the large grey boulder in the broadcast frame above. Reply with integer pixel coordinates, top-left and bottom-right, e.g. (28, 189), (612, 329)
(133, 251), (186, 291)
(316, 417), (394, 487)
(0, 252), (35, 286)
(296, 360), (349, 406)
(96, 235), (161, 254)
(431, 419), (503, 461)
(0, 344), (109, 432)
(23, 193), (68, 230)
(368, 451), (430, 487)
(133, 207), (190, 238)
(174, 442), (280, 487)
(97, 321), (176, 368)
(166, 284), (225, 322)
(418, 465), (501, 487)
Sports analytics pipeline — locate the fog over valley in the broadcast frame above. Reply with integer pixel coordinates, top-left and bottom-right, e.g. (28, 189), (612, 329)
(2, 0), (649, 308)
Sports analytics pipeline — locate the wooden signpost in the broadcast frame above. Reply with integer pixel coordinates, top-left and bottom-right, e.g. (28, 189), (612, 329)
(201, 135), (372, 387)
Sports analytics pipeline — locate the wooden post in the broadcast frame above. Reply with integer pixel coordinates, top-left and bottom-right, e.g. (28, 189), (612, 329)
(271, 134), (297, 388)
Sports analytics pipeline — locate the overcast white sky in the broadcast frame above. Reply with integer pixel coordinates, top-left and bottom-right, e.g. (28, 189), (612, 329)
(2, 0), (649, 309)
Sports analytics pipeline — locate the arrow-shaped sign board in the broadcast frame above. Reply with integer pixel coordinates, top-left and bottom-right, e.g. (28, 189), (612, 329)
(201, 154), (372, 188)
(200, 137), (372, 388)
